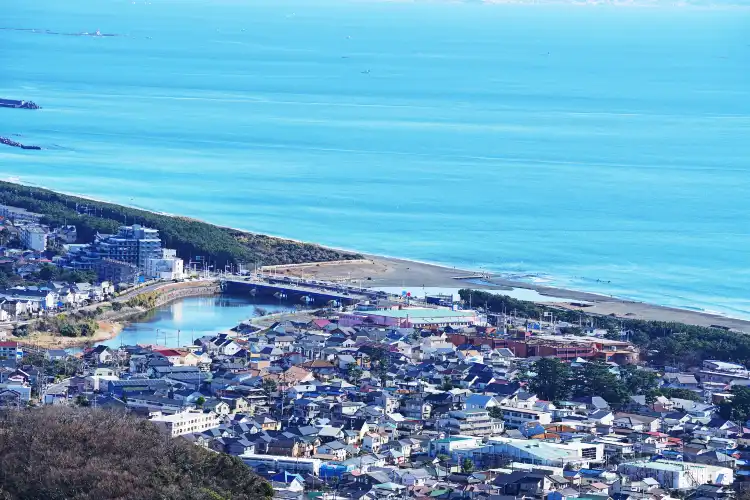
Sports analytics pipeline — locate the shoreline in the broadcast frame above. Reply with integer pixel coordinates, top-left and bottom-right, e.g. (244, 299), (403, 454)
(8, 281), (222, 349)
(5, 180), (749, 332)
(270, 256), (750, 333)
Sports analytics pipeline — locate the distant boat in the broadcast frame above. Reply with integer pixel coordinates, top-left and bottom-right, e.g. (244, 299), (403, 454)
(361, 70), (370, 74)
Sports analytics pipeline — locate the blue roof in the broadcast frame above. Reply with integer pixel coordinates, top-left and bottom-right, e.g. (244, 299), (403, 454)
(578, 469), (606, 476)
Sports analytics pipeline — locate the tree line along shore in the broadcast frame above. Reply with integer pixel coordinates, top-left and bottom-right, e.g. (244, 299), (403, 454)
(459, 289), (750, 369)
(0, 181), (362, 269)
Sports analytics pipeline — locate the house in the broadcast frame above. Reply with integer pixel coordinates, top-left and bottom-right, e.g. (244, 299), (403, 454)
(663, 373), (700, 391)
(587, 410), (615, 426)
(363, 433), (384, 453)
(153, 349), (184, 366)
(222, 437), (256, 456)
(391, 468), (431, 486)
(493, 470), (556, 497)
(299, 360), (336, 378)
(203, 400), (232, 416)
(465, 393), (499, 411)
(0, 388), (24, 408)
(316, 440), (348, 461)
(84, 345), (113, 365)
(613, 413), (661, 433)
(267, 438), (305, 458)
(571, 396), (610, 412)
(45, 349), (68, 361)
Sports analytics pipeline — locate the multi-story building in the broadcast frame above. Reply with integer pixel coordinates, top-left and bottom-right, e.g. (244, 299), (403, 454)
(439, 409), (504, 438)
(94, 224), (162, 270)
(617, 460), (733, 489)
(19, 225), (49, 252)
(145, 248), (184, 280)
(68, 224), (164, 280)
(0, 342), (21, 360)
(150, 410), (220, 437)
(0, 205), (43, 223)
(482, 437), (604, 468)
(97, 259), (139, 285)
(498, 406), (553, 429)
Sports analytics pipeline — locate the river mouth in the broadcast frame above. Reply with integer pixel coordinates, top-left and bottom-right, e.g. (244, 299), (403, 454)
(97, 295), (289, 348)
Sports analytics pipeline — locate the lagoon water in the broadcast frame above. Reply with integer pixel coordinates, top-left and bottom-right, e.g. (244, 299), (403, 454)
(98, 296), (286, 348)
(1, 0), (749, 318)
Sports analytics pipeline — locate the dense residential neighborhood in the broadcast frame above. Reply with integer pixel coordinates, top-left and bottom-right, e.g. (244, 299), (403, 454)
(0, 204), (749, 500)
(4, 293), (750, 500)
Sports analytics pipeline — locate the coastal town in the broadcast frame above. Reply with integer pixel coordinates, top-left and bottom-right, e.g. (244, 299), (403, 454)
(0, 202), (749, 500)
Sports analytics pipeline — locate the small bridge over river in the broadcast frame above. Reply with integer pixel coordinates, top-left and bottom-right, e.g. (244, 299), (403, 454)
(222, 278), (375, 307)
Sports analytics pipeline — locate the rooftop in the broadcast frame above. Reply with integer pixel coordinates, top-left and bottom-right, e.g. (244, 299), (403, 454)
(621, 459), (730, 473)
(354, 308), (475, 319)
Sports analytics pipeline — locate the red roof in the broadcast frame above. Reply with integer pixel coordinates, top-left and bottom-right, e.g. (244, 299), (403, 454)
(154, 349), (182, 357)
(0, 341), (18, 348)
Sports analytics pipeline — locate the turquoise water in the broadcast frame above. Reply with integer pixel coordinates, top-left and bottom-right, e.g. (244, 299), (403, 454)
(1, 0), (749, 318)
(99, 296), (286, 348)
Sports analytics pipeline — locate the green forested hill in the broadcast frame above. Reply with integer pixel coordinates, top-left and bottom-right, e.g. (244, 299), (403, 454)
(0, 181), (360, 267)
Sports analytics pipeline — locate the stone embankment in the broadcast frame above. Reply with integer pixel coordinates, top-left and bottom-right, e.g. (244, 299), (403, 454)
(102, 280), (220, 322)
(152, 282), (221, 307)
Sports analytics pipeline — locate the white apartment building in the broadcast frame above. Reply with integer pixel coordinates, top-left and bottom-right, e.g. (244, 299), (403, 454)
(19, 225), (49, 252)
(498, 405), (552, 429)
(145, 248), (184, 280)
(438, 409), (504, 438)
(150, 410), (220, 437)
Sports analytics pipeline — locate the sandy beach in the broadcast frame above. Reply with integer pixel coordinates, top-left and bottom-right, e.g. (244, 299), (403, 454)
(267, 256), (750, 333)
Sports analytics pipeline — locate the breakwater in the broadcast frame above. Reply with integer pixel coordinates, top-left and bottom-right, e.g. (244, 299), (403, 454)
(0, 98), (40, 110)
(0, 136), (41, 150)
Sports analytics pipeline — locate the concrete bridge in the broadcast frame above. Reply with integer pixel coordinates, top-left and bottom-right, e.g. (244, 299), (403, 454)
(222, 278), (370, 307)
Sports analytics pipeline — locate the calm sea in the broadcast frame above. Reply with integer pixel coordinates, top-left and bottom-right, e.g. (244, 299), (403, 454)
(1, 0), (749, 318)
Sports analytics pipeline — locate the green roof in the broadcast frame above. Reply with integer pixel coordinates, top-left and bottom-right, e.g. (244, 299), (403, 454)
(434, 436), (474, 444)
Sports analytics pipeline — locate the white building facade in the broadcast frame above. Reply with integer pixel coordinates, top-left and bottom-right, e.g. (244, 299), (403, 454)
(618, 460), (733, 490)
(145, 248), (184, 280)
(150, 410), (220, 436)
(19, 225), (49, 251)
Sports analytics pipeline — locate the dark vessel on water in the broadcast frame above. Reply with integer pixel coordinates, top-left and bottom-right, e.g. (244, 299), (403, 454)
(0, 98), (41, 110)
(0, 137), (42, 150)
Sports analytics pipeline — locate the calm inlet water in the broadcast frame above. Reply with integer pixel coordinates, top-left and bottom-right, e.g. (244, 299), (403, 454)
(99, 296), (287, 348)
(2, 0), (749, 318)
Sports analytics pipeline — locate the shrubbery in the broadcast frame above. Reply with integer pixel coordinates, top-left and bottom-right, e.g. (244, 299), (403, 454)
(126, 291), (159, 309)
(0, 406), (273, 500)
(34, 313), (99, 338)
